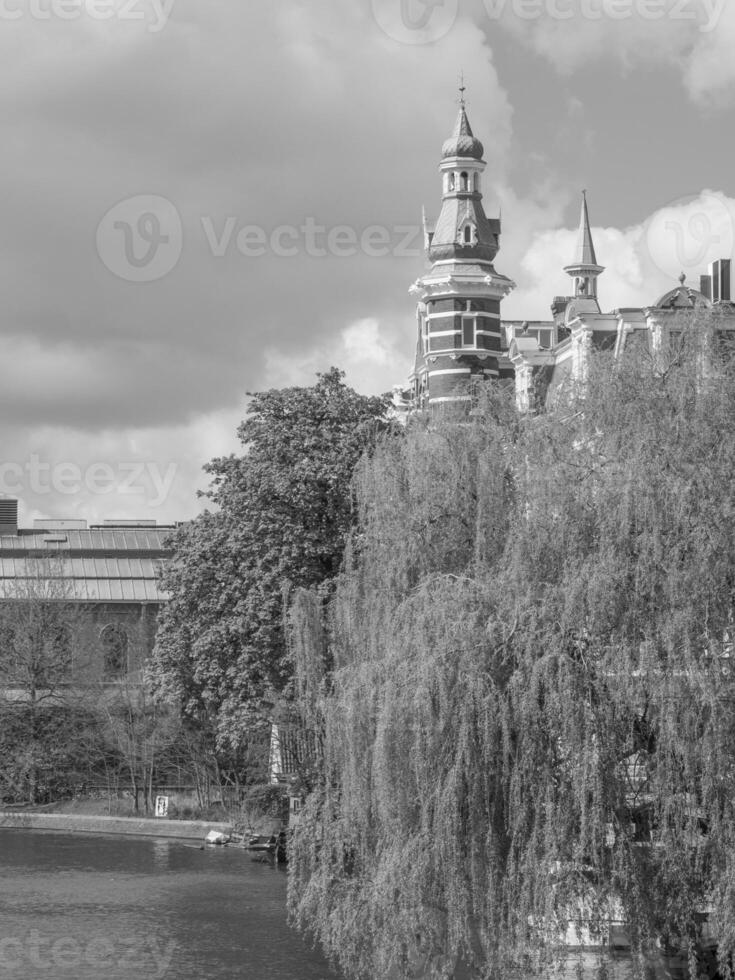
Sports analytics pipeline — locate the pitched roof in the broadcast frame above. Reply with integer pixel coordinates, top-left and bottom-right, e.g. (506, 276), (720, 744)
(0, 527), (174, 602)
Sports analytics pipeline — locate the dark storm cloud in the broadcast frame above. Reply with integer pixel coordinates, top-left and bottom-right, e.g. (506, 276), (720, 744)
(0, 2), (512, 432)
(2, 0), (731, 523)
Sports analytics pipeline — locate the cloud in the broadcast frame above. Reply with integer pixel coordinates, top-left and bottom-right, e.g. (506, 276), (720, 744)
(0, 2), (512, 423)
(0, 1), (519, 521)
(507, 188), (735, 320)
(0, 0), (731, 527)
(0, 403), (245, 526)
(477, 0), (735, 105)
(263, 316), (413, 395)
(684, 3), (735, 103)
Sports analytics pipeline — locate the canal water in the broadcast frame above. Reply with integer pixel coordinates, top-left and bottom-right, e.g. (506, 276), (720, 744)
(0, 829), (342, 979)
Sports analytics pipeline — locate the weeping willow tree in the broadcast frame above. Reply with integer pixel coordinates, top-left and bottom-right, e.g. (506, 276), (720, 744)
(287, 316), (735, 980)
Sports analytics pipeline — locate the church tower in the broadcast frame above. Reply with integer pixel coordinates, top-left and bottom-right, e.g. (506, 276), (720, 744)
(409, 94), (514, 408)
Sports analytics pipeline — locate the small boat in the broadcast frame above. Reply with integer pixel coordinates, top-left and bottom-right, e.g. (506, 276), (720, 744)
(204, 830), (230, 845)
(246, 831), (287, 863)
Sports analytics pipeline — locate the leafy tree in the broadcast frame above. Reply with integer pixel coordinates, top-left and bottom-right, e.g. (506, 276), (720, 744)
(288, 318), (735, 980)
(150, 367), (389, 757)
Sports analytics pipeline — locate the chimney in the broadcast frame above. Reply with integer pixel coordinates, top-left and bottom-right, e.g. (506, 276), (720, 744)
(700, 274), (712, 301)
(710, 259), (732, 302)
(0, 498), (19, 536)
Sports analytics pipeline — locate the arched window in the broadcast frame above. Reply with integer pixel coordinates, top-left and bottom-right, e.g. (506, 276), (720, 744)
(473, 173), (479, 192)
(463, 225), (473, 244)
(460, 172), (468, 191)
(101, 624), (128, 679)
(448, 173), (456, 191)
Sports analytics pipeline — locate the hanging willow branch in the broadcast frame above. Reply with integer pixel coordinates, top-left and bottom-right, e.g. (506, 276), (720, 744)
(288, 320), (735, 980)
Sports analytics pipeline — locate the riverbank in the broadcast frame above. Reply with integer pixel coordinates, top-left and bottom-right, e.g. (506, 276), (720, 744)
(0, 810), (233, 840)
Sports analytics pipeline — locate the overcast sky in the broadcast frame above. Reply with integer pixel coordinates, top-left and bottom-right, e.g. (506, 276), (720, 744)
(2, 0), (734, 524)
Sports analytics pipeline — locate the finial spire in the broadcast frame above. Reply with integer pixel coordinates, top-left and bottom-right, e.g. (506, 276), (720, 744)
(576, 188), (597, 267)
(459, 71), (466, 107)
(564, 189), (604, 302)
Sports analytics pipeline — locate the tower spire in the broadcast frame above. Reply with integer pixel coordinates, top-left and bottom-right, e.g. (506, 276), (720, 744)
(564, 189), (604, 302)
(458, 71), (466, 107)
(575, 189), (597, 266)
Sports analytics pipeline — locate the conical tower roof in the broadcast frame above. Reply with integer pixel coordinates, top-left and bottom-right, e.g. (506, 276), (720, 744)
(574, 190), (598, 266)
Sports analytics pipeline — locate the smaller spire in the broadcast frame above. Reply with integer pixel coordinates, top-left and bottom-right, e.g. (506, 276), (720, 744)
(458, 71), (466, 107)
(564, 190), (604, 303)
(575, 189), (598, 267)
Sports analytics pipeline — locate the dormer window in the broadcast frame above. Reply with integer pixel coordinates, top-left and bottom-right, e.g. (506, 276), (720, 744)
(463, 225), (473, 244)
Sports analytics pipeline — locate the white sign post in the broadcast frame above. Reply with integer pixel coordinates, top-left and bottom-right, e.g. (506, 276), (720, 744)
(154, 795), (169, 818)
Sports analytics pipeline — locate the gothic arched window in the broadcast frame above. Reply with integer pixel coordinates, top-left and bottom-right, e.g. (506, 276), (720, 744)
(101, 624), (128, 679)
(463, 225), (473, 244)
